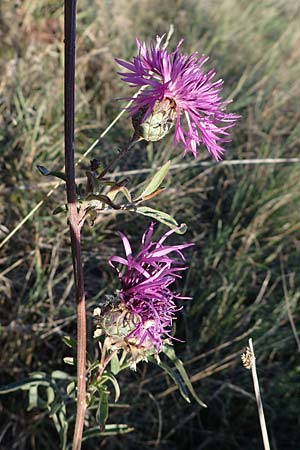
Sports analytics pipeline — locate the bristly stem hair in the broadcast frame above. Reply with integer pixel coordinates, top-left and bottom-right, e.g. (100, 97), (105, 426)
(64, 2), (87, 449)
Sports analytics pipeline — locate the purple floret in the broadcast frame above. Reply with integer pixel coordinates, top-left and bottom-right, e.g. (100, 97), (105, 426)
(109, 223), (193, 352)
(116, 35), (240, 159)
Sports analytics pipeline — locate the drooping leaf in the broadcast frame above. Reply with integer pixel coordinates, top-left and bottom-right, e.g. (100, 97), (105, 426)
(135, 160), (170, 200)
(131, 206), (187, 234)
(85, 194), (121, 210)
(96, 389), (109, 431)
(51, 370), (74, 380)
(163, 345), (207, 408)
(148, 356), (190, 403)
(100, 373), (120, 402)
(82, 424), (134, 440)
(80, 207), (97, 227)
(37, 165), (67, 182)
(0, 377), (50, 394)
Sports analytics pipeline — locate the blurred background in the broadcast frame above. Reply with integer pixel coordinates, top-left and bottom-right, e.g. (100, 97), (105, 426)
(1, 0), (300, 448)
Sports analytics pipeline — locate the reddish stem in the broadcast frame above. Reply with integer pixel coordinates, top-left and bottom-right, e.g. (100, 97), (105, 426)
(64, 2), (86, 449)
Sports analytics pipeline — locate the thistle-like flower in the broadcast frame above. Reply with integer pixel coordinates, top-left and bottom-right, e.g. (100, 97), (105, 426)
(116, 35), (240, 160)
(95, 224), (192, 362)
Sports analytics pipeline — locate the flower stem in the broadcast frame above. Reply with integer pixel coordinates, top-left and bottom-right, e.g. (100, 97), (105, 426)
(64, 2), (86, 450)
(98, 135), (142, 179)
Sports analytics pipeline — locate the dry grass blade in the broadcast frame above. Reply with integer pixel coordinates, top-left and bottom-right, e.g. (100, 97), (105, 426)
(243, 339), (271, 450)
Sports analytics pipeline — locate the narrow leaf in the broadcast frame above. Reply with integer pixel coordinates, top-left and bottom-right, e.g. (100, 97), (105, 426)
(163, 345), (207, 407)
(51, 370), (74, 380)
(62, 336), (76, 349)
(27, 385), (38, 411)
(107, 185), (132, 203)
(148, 356), (190, 403)
(66, 381), (76, 396)
(47, 386), (55, 406)
(63, 357), (74, 366)
(82, 424), (134, 440)
(53, 205), (68, 215)
(100, 373), (120, 402)
(132, 206), (182, 232)
(96, 390), (109, 431)
(110, 354), (121, 376)
(135, 188), (165, 203)
(37, 165), (67, 182)
(85, 194), (121, 209)
(0, 378), (50, 394)
(136, 161), (170, 200)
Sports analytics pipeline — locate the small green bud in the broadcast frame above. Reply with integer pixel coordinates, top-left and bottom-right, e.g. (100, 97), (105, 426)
(132, 98), (177, 142)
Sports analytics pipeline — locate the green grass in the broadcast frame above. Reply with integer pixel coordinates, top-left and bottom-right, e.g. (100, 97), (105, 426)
(1, 0), (300, 449)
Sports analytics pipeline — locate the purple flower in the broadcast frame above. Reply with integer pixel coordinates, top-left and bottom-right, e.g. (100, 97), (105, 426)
(116, 35), (240, 160)
(109, 223), (193, 352)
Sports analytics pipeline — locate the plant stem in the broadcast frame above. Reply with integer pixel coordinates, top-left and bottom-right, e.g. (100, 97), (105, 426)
(98, 136), (142, 179)
(64, 2), (86, 450)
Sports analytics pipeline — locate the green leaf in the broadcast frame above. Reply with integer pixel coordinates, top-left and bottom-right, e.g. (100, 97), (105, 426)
(47, 386), (55, 406)
(107, 185), (132, 203)
(66, 381), (76, 396)
(96, 389), (109, 431)
(51, 370), (74, 380)
(51, 412), (61, 434)
(62, 336), (76, 349)
(134, 188), (166, 204)
(28, 385), (38, 411)
(132, 206), (187, 234)
(53, 205), (67, 215)
(49, 401), (62, 417)
(37, 165), (67, 182)
(87, 360), (100, 375)
(58, 404), (68, 450)
(163, 345), (207, 408)
(100, 373), (120, 402)
(110, 354), (121, 375)
(85, 194), (121, 210)
(0, 377), (50, 394)
(63, 357), (74, 366)
(136, 161), (170, 200)
(82, 424), (134, 440)
(148, 356), (190, 403)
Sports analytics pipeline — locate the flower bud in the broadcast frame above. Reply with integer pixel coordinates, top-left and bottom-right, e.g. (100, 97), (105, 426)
(132, 98), (177, 142)
(93, 297), (158, 370)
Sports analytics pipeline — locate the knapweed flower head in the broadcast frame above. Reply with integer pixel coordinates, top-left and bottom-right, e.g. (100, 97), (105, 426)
(97, 223), (192, 361)
(116, 35), (240, 160)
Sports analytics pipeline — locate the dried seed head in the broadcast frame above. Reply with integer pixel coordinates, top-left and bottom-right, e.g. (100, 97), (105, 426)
(132, 98), (177, 142)
(241, 347), (254, 369)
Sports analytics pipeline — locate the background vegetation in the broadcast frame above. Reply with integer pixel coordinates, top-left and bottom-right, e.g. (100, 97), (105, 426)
(1, 0), (300, 448)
